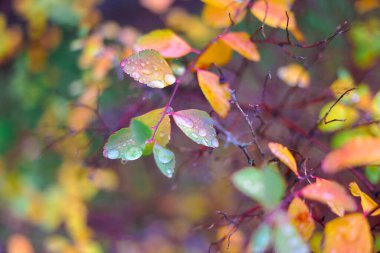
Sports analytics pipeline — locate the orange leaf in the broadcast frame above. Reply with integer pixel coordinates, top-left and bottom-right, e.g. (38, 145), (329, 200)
(288, 197), (315, 241)
(349, 182), (380, 216)
(323, 213), (373, 253)
(322, 137), (380, 173)
(220, 32), (260, 61)
(197, 69), (231, 118)
(301, 178), (356, 216)
(268, 142), (298, 177)
(7, 234), (34, 253)
(250, 0), (304, 42)
(134, 29), (192, 58)
(202, 3), (247, 28)
(277, 64), (310, 88)
(195, 40), (233, 68)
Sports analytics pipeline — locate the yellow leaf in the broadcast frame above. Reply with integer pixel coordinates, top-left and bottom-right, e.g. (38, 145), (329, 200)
(250, 0), (304, 41)
(220, 32), (260, 61)
(288, 197), (315, 241)
(134, 29), (192, 58)
(330, 75), (355, 99)
(202, 3), (247, 28)
(322, 137), (380, 173)
(310, 232), (323, 253)
(301, 178), (357, 216)
(277, 63), (310, 88)
(349, 182), (380, 216)
(268, 142), (298, 177)
(355, 0), (380, 13)
(134, 107), (171, 154)
(323, 213), (373, 253)
(318, 102), (359, 132)
(197, 69), (231, 118)
(121, 49), (176, 88)
(217, 226), (245, 253)
(201, 0), (236, 8)
(7, 234), (34, 253)
(195, 40), (233, 68)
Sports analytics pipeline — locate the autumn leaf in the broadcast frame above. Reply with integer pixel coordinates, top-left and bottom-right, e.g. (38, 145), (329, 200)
(277, 64), (310, 88)
(202, 3), (247, 28)
(139, 0), (174, 14)
(121, 49), (176, 88)
(220, 32), (260, 61)
(172, 109), (219, 148)
(197, 69), (231, 118)
(7, 234), (34, 253)
(322, 137), (380, 173)
(250, 0), (304, 42)
(301, 178), (356, 216)
(217, 226), (245, 253)
(349, 182), (380, 216)
(323, 213), (373, 253)
(288, 197), (315, 241)
(268, 142), (298, 177)
(134, 29), (192, 58)
(195, 40), (232, 68)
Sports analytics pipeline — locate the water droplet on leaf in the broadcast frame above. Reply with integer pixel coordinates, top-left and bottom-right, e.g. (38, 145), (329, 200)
(125, 147), (143, 160)
(105, 149), (119, 159)
(164, 74), (176, 85)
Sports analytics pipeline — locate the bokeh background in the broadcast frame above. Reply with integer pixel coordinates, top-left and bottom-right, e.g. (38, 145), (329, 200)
(0, 0), (380, 252)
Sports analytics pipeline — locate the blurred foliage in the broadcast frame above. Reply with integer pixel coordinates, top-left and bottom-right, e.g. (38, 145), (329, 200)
(0, 0), (379, 252)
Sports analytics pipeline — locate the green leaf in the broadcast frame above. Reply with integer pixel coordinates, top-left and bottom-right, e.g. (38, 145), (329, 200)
(103, 128), (144, 161)
(232, 165), (285, 209)
(274, 212), (309, 253)
(172, 109), (219, 148)
(131, 119), (152, 145)
(250, 223), (272, 253)
(153, 143), (175, 178)
(365, 165), (380, 184)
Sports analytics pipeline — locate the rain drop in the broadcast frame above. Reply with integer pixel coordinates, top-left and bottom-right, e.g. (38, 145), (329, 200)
(131, 72), (140, 79)
(148, 80), (165, 88)
(164, 74), (176, 85)
(106, 149), (119, 159)
(211, 138), (219, 148)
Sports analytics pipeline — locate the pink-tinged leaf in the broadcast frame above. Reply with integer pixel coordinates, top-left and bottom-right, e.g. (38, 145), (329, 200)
(323, 213), (373, 253)
(134, 29), (192, 58)
(322, 137), (380, 173)
(220, 32), (260, 61)
(301, 178), (356, 216)
(121, 49), (176, 88)
(268, 142), (298, 177)
(172, 109), (219, 148)
(197, 69), (231, 118)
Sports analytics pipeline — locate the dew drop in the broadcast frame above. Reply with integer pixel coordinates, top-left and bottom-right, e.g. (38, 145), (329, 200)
(124, 147), (143, 160)
(121, 159), (128, 165)
(148, 80), (165, 88)
(106, 149), (119, 159)
(199, 128), (207, 137)
(211, 138), (219, 148)
(164, 74), (176, 85)
(158, 152), (173, 164)
(165, 169), (174, 178)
